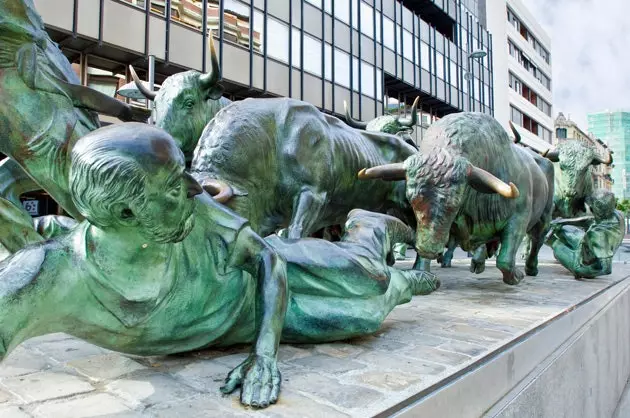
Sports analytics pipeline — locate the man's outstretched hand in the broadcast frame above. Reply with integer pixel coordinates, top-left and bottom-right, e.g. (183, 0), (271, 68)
(220, 354), (281, 408)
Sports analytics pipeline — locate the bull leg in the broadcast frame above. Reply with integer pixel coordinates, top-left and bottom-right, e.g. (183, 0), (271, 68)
(287, 188), (326, 239)
(470, 245), (487, 274)
(412, 255), (431, 272)
(496, 225), (527, 285)
(441, 236), (457, 268)
(525, 221), (550, 277)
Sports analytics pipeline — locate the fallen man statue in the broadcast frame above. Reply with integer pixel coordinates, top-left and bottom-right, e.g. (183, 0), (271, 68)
(0, 123), (438, 409)
(546, 188), (624, 279)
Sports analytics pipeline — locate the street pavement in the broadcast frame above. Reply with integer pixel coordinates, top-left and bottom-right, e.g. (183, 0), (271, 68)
(1, 250), (628, 417)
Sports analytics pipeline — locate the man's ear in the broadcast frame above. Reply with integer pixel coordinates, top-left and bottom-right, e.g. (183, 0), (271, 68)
(111, 202), (139, 227)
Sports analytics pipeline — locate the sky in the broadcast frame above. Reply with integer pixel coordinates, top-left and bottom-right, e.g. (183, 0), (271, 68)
(521, 0), (630, 130)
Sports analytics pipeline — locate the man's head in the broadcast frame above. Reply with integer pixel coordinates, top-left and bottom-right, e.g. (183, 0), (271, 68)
(586, 189), (616, 221)
(69, 123), (203, 243)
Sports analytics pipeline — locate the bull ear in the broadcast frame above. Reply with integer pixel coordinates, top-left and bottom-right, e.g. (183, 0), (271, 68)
(467, 165), (519, 199)
(542, 147), (559, 162)
(358, 163), (406, 181)
(206, 84), (224, 100)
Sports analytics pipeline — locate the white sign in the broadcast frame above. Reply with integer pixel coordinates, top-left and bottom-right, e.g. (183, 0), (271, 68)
(22, 200), (39, 216)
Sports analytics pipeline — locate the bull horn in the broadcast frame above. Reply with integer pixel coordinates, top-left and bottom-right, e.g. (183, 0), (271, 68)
(201, 178), (234, 203)
(343, 101), (368, 129)
(199, 30), (221, 89)
(358, 163), (406, 181)
(467, 166), (519, 199)
(509, 121), (521, 144)
(542, 147), (559, 162)
(129, 65), (157, 100)
(592, 151), (613, 166)
(397, 97), (419, 127)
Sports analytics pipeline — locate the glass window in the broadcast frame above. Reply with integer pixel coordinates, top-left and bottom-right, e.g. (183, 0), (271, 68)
(305, 0), (322, 8)
(253, 10), (265, 54)
(376, 68), (382, 99)
(266, 18), (289, 63)
(360, 2), (374, 38)
(352, 57), (359, 91)
(361, 61), (375, 97)
(383, 18), (394, 50)
(420, 42), (430, 70)
(403, 30), (413, 59)
(556, 128), (567, 139)
(303, 34), (322, 76)
(335, 0), (350, 24)
(436, 52), (444, 79)
(324, 0), (332, 13)
(375, 12), (381, 43)
(291, 28), (300, 67)
(334, 49), (351, 88)
(397, 25), (402, 54)
(324, 43), (332, 81)
(450, 61), (458, 87)
(351, 0), (358, 29)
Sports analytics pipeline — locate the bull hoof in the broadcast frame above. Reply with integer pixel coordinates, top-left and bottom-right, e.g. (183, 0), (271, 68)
(502, 269), (524, 285)
(470, 259), (485, 274)
(525, 263), (538, 276)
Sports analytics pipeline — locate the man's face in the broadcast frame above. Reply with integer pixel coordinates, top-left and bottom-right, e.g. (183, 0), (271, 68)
(134, 140), (202, 243)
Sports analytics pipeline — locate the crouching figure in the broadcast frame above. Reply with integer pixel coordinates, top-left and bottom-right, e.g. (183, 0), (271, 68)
(0, 123), (438, 409)
(546, 189), (624, 279)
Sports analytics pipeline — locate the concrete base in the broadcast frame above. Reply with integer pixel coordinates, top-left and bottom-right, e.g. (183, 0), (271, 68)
(1, 261), (629, 418)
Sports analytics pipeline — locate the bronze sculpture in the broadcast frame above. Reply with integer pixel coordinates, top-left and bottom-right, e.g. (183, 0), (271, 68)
(547, 189), (624, 279)
(0, 0), (149, 254)
(360, 112), (555, 285)
(0, 123), (438, 409)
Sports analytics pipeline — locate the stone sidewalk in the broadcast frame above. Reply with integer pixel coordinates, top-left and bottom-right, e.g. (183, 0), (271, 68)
(1, 260), (628, 418)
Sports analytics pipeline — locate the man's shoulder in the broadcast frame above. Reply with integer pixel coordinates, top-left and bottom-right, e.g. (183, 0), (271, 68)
(193, 194), (250, 237)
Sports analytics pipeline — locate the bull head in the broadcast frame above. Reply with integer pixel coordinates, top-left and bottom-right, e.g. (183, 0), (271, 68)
(344, 97), (419, 134)
(129, 31), (226, 156)
(358, 151), (518, 258)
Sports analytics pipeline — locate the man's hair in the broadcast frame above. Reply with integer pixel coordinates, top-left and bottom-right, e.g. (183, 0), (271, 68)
(68, 123), (171, 228)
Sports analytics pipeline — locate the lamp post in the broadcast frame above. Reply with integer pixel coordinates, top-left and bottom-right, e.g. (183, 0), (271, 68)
(463, 49), (487, 112)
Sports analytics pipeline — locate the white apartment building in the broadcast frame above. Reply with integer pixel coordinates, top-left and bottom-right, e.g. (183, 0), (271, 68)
(486, 0), (553, 150)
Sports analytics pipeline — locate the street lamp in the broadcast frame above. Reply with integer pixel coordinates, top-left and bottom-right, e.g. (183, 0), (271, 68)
(463, 49), (487, 111)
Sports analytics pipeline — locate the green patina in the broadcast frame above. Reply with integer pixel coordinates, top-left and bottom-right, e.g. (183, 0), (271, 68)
(547, 189), (624, 279)
(0, 123), (438, 409)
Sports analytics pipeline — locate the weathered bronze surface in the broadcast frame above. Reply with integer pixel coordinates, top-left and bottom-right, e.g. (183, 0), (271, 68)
(361, 113), (555, 285)
(0, 0), (150, 254)
(547, 189), (624, 279)
(0, 123), (438, 408)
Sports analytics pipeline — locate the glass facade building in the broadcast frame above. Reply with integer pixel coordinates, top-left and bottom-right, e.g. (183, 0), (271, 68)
(35, 0), (494, 146)
(588, 111), (630, 199)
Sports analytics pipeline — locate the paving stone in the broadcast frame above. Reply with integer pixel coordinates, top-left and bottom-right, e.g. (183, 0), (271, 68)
(287, 372), (383, 409)
(68, 353), (147, 381)
(173, 360), (233, 393)
(288, 354), (366, 375)
(313, 343), (363, 359)
(106, 372), (200, 408)
(32, 393), (133, 418)
(437, 340), (487, 357)
(348, 335), (413, 352)
(355, 351), (446, 376)
(31, 339), (109, 364)
(1, 371), (94, 402)
(277, 345), (312, 362)
(0, 406), (31, 418)
(254, 390), (350, 418)
(144, 394), (247, 418)
(353, 370), (424, 391)
(402, 345), (472, 367)
(0, 388), (13, 403)
(0, 347), (52, 377)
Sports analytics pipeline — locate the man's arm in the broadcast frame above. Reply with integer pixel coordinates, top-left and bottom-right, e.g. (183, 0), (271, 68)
(220, 226), (288, 408)
(551, 215), (594, 228)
